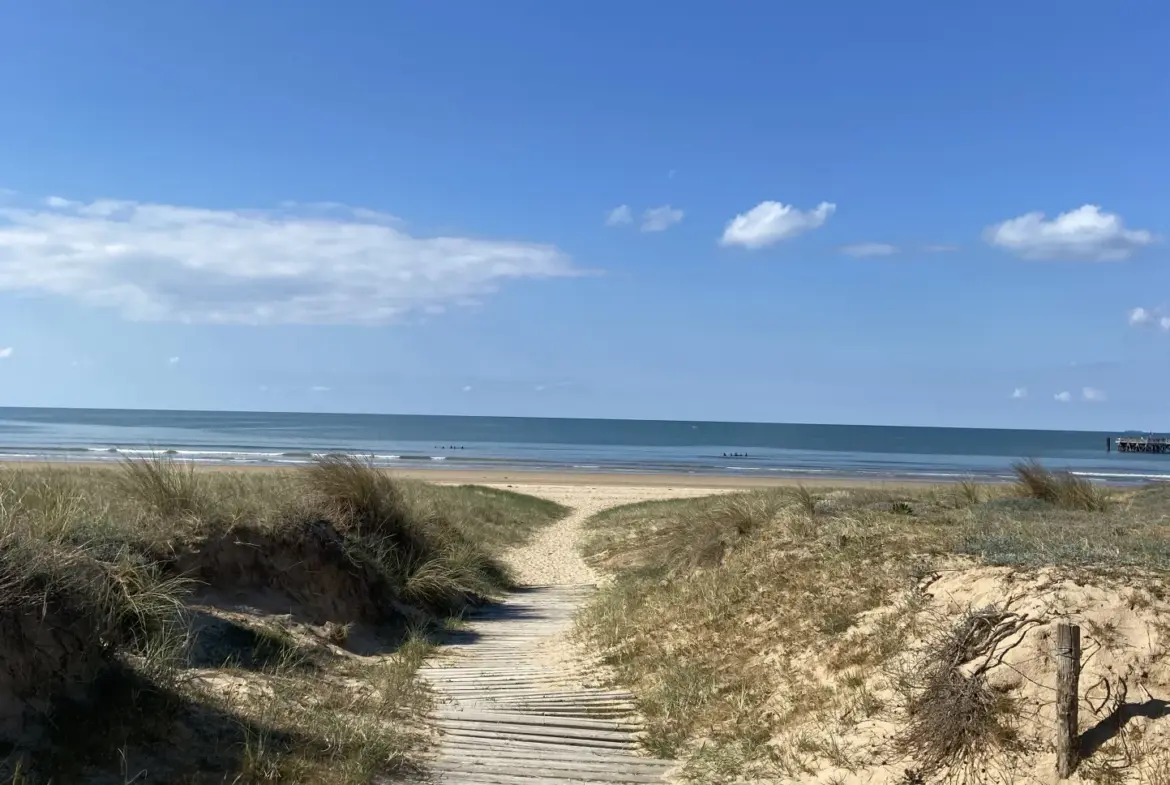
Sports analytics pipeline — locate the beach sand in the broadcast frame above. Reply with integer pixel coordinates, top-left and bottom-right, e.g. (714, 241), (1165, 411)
(0, 461), (955, 490)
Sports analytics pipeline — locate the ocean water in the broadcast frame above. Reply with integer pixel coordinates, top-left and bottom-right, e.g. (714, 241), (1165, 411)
(0, 407), (1166, 485)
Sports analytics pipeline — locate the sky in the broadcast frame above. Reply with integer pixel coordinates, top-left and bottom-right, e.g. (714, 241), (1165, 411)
(0, 1), (1167, 430)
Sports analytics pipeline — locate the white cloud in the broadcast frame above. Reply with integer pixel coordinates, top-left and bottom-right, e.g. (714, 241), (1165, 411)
(1129, 307), (1152, 326)
(840, 242), (896, 258)
(640, 205), (684, 233)
(0, 195), (576, 325)
(0, 347), (12, 359)
(719, 201), (836, 249)
(1054, 391), (1072, 403)
(604, 205), (632, 227)
(1126, 307), (1170, 330)
(923, 244), (959, 253)
(1011, 387), (1027, 399)
(45, 196), (79, 209)
(310, 385), (330, 392)
(168, 356), (180, 365)
(984, 205), (1155, 261)
(1082, 387), (1106, 402)
(462, 385), (473, 393)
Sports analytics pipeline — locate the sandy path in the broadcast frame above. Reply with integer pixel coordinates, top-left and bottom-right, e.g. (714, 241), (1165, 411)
(496, 484), (722, 586)
(411, 484), (721, 784)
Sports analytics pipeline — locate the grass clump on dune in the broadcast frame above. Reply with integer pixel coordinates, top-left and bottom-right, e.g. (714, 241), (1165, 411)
(1012, 459), (1110, 511)
(0, 456), (566, 784)
(576, 470), (1170, 782)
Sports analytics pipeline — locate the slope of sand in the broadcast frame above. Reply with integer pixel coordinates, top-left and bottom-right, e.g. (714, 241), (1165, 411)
(754, 565), (1170, 785)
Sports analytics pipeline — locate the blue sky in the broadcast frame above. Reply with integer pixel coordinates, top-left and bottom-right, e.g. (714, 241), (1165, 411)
(0, 1), (1167, 429)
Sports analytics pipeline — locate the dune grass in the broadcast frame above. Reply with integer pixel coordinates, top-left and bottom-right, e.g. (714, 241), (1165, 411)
(0, 456), (566, 783)
(1012, 458), (1111, 511)
(575, 464), (1170, 781)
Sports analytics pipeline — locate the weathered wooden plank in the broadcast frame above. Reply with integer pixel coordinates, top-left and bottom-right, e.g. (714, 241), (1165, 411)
(430, 772), (645, 785)
(429, 761), (666, 783)
(434, 749), (672, 768)
(435, 718), (636, 743)
(435, 722), (639, 747)
(437, 735), (647, 756)
(435, 754), (672, 772)
(432, 709), (642, 732)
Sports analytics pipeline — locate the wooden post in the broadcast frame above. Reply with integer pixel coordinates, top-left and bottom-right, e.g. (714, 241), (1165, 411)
(1055, 623), (1081, 779)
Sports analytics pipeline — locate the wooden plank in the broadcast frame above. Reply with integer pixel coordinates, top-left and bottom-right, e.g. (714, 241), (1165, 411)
(435, 718), (636, 743)
(438, 735), (648, 756)
(435, 750), (672, 769)
(430, 772), (644, 784)
(437, 726), (638, 749)
(429, 761), (666, 783)
(432, 709), (642, 732)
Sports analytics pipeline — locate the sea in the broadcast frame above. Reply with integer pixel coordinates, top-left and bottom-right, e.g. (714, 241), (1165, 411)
(0, 407), (1167, 486)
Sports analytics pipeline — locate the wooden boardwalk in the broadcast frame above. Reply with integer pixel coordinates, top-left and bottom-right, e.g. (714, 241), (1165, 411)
(411, 584), (676, 784)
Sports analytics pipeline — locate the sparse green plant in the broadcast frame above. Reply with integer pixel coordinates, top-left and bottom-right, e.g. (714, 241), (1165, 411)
(118, 454), (203, 518)
(956, 478), (982, 506)
(792, 484), (818, 516)
(305, 454), (412, 538)
(1013, 459), (1110, 511)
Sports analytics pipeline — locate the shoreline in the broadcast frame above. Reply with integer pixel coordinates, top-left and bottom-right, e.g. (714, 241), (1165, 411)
(0, 460), (981, 489)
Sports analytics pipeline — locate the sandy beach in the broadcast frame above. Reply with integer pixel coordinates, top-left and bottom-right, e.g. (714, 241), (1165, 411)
(0, 461), (956, 490)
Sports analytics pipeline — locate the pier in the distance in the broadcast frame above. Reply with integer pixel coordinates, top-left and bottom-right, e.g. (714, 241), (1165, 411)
(1112, 435), (1170, 454)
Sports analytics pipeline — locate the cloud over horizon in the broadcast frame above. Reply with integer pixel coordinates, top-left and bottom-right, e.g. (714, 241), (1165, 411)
(604, 205), (632, 226)
(1129, 306), (1153, 326)
(1082, 387), (1106, 402)
(840, 242), (897, 258)
(1127, 306), (1170, 331)
(720, 201), (835, 249)
(0, 196), (578, 325)
(640, 205), (684, 233)
(984, 205), (1155, 261)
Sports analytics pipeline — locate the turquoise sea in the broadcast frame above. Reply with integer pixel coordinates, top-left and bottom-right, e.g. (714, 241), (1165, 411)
(0, 407), (1165, 485)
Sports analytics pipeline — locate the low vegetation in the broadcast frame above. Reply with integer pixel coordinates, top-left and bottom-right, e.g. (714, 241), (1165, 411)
(576, 464), (1170, 783)
(0, 456), (566, 783)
